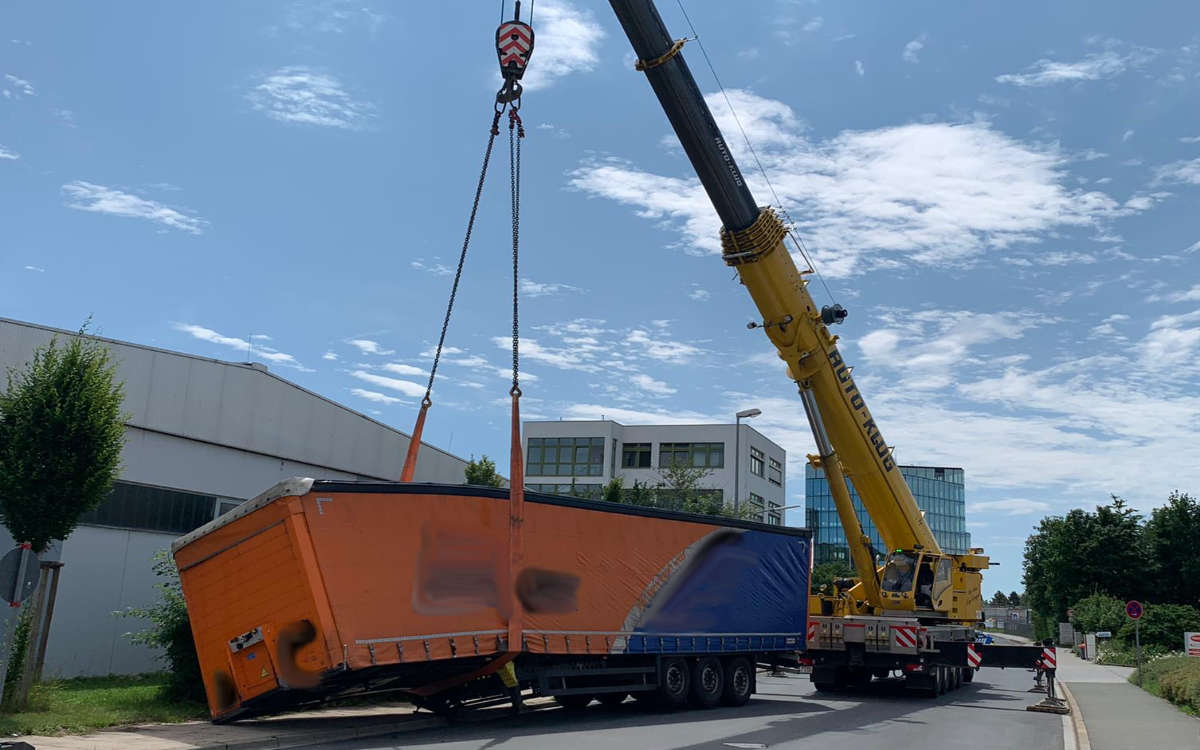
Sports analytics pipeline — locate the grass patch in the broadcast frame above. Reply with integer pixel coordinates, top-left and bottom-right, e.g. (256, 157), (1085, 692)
(1131, 655), (1200, 717)
(0, 673), (207, 736)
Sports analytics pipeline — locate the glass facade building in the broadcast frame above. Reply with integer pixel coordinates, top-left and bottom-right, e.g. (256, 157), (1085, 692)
(805, 464), (971, 565)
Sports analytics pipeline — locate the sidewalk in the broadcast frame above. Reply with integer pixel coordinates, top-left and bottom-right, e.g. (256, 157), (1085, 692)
(1058, 649), (1200, 749)
(18, 701), (442, 750)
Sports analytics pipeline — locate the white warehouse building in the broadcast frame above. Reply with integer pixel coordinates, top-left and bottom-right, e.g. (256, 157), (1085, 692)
(0, 318), (470, 677)
(523, 420), (787, 524)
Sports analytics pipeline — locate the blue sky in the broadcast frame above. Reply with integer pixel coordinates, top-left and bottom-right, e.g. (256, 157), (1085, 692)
(3, 1), (1198, 595)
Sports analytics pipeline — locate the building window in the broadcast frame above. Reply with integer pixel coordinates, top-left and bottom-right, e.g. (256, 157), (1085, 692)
(659, 442), (725, 469)
(750, 447), (765, 477)
(215, 499), (242, 518)
(526, 483), (603, 499)
(527, 437), (604, 477)
(767, 501), (783, 526)
(747, 492), (765, 514)
(621, 443), (652, 468)
(768, 457), (782, 486)
(80, 481), (220, 535)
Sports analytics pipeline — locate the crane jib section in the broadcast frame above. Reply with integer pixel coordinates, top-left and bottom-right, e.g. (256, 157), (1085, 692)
(828, 348), (895, 473)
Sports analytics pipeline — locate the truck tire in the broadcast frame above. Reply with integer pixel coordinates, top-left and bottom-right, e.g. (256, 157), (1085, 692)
(721, 657), (753, 707)
(935, 666), (947, 695)
(554, 694), (593, 710)
(656, 657), (690, 710)
(951, 667), (961, 690)
(689, 657), (724, 709)
(963, 667), (975, 683)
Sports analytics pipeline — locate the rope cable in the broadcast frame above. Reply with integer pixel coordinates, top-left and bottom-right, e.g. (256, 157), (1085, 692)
(673, 0), (838, 306)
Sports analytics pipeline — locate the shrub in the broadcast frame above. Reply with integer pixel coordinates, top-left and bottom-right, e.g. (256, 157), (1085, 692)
(1117, 603), (1200, 652)
(1134, 655), (1200, 714)
(1070, 593), (1126, 636)
(120, 550), (204, 702)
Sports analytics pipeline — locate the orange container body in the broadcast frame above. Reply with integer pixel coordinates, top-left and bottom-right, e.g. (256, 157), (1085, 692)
(173, 479), (811, 720)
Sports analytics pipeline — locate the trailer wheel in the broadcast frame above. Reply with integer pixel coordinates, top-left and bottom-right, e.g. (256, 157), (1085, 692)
(554, 694), (593, 710)
(689, 657), (723, 709)
(720, 657), (753, 707)
(656, 657), (690, 710)
(963, 667), (975, 683)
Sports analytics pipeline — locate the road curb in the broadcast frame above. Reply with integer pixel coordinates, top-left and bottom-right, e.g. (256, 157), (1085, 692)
(191, 715), (446, 750)
(1058, 683), (1091, 750)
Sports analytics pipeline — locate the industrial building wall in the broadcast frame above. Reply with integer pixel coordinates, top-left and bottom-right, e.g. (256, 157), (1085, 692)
(0, 318), (471, 677)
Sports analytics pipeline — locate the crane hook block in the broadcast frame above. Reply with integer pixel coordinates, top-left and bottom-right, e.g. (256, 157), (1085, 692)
(821, 304), (848, 326)
(497, 20), (535, 82)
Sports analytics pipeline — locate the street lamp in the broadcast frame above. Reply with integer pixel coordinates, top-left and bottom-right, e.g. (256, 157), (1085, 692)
(762, 501), (805, 525)
(733, 408), (762, 515)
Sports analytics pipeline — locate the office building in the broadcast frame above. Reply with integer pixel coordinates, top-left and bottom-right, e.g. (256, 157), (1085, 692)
(805, 464), (971, 564)
(522, 420), (786, 524)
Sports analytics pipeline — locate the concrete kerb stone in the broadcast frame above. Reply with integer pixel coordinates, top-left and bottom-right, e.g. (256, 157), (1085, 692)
(1058, 682), (1092, 750)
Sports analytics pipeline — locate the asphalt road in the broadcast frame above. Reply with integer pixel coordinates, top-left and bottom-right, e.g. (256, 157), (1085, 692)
(315, 666), (1063, 750)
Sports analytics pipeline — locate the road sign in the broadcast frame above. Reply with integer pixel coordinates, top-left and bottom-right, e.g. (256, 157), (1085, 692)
(1096, 631), (1112, 638)
(1126, 600), (1143, 620)
(1186, 632), (1200, 657)
(0, 545), (39, 607)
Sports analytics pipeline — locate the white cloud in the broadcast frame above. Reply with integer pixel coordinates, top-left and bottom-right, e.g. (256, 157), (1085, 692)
(322, 351), (339, 361)
(3, 73), (34, 97)
(351, 370), (426, 398)
(1160, 286), (1200, 303)
(1122, 129), (1135, 143)
(625, 329), (703, 363)
(23, 265), (44, 272)
(0, 145), (18, 160)
(968, 499), (1051, 515)
(172, 323), (309, 370)
(1155, 157), (1200, 185)
(520, 278), (582, 297)
(278, 1), (387, 35)
(902, 35), (926, 64)
(1181, 135), (1200, 144)
(410, 259), (453, 276)
(689, 286), (711, 301)
(1090, 313), (1129, 337)
(631, 373), (676, 396)
(803, 17), (824, 32)
(854, 60), (865, 77)
(561, 403), (714, 425)
(995, 47), (1153, 87)
(347, 338), (394, 356)
(570, 91), (1129, 277)
(62, 181), (208, 234)
(1076, 149), (1108, 161)
(350, 388), (405, 405)
(493, 336), (597, 372)
(382, 362), (425, 377)
(518, 0), (605, 92)
(248, 66), (373, 129)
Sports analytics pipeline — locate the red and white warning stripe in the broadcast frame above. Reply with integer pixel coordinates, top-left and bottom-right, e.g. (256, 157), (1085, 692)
(498, 23), (533, 68)
(1042, 646), (1056, 669)
(892, 625), (919, 650)
(807, 621), (819, 643)
(967, 643), (982, 668)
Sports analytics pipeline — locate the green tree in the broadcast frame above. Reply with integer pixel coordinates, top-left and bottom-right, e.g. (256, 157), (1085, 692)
(121, 550), (204, 701)
(1069, 593), (1125, 635)
(0, 328), (125, 552)
(464, 455), (503, 487)
(811, 561), (856, 595)
(1023, 497), (1151, 626)
(1143, 492), (1200, 607)
(653, 463), (723, 515)
(1008, 591), (1022, 607)
(1117, 603), (1200, 652)
(601, 476), (624, 503)
(989, 591), (1009, 606)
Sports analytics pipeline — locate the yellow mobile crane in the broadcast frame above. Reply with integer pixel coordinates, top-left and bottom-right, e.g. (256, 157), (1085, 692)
(606, 0), (1044, 695)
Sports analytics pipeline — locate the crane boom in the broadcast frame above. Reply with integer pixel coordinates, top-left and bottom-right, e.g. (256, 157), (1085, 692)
(608, 0), (986, 622)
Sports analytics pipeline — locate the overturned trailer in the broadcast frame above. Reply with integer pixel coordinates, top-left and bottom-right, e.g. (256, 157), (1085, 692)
(172, 479), (812, 721)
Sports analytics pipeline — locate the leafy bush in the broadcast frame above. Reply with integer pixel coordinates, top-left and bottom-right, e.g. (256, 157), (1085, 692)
(1134, 655), (1200, 714)
(1117, 603), (1200, 652)
(120, 550), (204, 702)
(1071, 593), (1126, 636)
